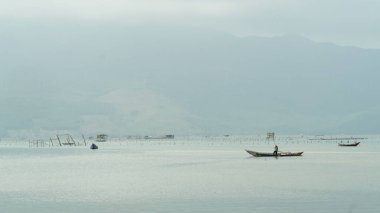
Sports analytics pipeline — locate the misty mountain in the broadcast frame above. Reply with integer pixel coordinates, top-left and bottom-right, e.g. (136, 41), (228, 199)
(1, 22), (380, 137)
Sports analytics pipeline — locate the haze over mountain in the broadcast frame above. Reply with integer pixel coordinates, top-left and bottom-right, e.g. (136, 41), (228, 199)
(1, 22), (380, 137)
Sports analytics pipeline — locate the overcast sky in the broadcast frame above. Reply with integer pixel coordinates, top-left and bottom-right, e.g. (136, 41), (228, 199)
(0, 0), (379, 48)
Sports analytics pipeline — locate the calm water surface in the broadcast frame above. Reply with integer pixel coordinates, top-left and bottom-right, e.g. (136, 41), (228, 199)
(0, 136), (379, 213)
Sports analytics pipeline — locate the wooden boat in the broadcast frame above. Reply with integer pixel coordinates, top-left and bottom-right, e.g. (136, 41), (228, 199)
(90, 143), (98, 150)
(338, 142), (360, 147)
(245, 149), (303, 157)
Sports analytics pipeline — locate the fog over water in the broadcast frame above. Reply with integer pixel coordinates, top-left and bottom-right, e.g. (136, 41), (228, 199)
(1, 1), (380, 212)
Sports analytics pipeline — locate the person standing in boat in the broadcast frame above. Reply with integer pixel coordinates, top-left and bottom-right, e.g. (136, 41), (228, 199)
(273, 145), (278, 156)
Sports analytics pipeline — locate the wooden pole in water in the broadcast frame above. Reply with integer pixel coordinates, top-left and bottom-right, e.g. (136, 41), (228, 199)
(82, 134), (87, 146)
(69, 135), (76, 146)
(57, 135), (62, 146)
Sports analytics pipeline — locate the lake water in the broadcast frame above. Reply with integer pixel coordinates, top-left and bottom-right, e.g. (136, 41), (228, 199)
(0, 135), (379, 213)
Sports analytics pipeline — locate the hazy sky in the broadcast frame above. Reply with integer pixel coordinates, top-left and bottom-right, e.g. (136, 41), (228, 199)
(1, 0), (379, 48)
(1, 0), (380, 136)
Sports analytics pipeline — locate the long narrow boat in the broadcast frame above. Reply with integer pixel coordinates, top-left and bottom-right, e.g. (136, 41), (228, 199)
(245, 150), (303, 157)
(338, 142), (360, 147)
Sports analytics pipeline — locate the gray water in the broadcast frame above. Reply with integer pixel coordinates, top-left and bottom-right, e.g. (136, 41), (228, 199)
(0, 136), (379, 213)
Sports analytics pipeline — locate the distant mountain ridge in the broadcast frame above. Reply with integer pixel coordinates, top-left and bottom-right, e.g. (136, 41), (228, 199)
(1, 23), (380, 137)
